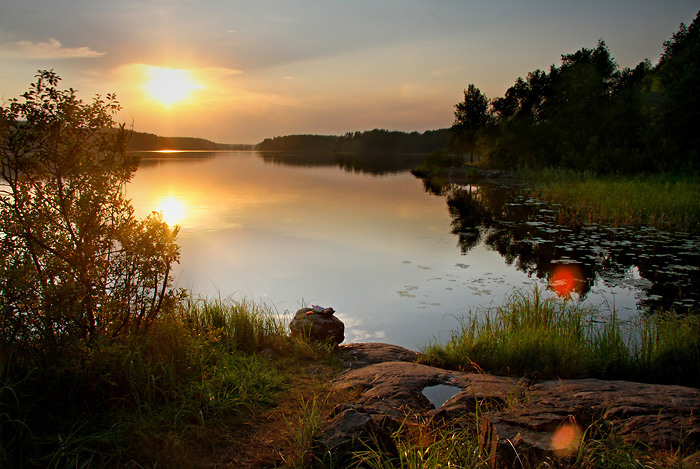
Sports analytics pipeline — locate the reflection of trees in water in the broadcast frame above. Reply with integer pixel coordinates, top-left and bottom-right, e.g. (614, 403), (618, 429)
(447, 187), (494, 253)
(135, 151), (219, 168)
(259, 152), (425, 175)
(441, 182), (700, 311)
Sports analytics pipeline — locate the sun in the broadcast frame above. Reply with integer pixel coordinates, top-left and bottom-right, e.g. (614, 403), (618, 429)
(143, 67), (204, 106)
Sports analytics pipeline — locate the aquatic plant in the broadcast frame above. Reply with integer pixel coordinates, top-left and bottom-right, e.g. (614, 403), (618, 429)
(519, 168), (700, 232)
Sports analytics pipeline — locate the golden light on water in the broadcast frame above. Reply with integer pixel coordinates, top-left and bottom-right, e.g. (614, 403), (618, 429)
(143, 67), (204, 106)
(158, 195), (186, 226)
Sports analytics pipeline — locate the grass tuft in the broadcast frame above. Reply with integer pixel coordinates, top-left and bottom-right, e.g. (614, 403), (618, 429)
(420, 287), (700, 387)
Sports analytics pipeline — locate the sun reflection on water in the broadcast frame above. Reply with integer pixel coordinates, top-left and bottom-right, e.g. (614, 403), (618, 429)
(158, 195), (186, 226)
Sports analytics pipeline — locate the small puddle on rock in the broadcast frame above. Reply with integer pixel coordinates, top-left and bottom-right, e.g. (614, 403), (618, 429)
(421, 384), (462, 408)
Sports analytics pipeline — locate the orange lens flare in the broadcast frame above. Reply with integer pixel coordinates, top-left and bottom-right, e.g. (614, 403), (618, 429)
(551, 421), (582, 457)
(550, 264), (584, 297)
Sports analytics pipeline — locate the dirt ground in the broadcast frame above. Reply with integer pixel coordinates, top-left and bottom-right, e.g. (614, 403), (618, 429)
(208, 363), (345, 468)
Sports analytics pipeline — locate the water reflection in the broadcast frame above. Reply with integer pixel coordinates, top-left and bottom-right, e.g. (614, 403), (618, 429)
(157, 195), (187, 226)
(132, 150), (220, 168)
(260, 151), (425, 175)
(126, 151), (698, 349)
(438, 182), (699, 311)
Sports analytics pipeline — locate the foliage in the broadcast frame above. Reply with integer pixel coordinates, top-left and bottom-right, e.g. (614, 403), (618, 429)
(351, 417), (488, 469)
(126, 131), (251, 151)
(284, 395), (326, 468)
(0, 297), (290, 467)
(411, 150), (463, 179)
(255, 133), (340, 152)
(457, 10), (700, 173)
(255, 128), (449, 155)
(183, 295), (288, 354)
(450, 84), (493, 163)
(0, 70), (180, 349)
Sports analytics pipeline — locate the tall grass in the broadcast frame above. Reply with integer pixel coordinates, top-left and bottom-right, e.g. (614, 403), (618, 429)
(350, 412), (682, 469)
(352, 418), (489, 469)
(518, 168), (700, 232)
(0, 297), (293, 467)
(284, 394), (326, 468)
(183, 296), (288, 353)
(420, 288), (700, 387)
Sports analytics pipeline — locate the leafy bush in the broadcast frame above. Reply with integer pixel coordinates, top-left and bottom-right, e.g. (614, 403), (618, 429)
(0, 71), (180, 349)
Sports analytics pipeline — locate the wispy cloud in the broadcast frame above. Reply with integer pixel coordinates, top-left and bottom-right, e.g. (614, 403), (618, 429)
(0, 38), (106, 59)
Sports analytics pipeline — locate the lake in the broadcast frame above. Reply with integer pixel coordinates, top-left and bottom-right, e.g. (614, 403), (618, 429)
(127, 151), (700, 350)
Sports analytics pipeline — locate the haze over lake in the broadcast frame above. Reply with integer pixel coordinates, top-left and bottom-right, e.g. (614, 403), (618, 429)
(127, 151), (698, 350)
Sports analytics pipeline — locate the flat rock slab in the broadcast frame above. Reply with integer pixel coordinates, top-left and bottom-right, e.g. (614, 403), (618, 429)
(481, 378), (700, 465)
(316, 344), (700, 465)
(333, 361), (471, 420)
(336, 342), (419, 369)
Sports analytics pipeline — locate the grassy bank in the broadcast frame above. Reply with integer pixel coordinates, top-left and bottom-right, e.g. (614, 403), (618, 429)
(518, 169), (700, 232)
(3, 291), (698, 467)
(420, 288), (700, 388)
(0, 297), (335, 468)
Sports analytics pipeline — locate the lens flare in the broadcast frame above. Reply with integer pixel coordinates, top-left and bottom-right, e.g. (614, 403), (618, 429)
(551, 421), (582, 457)
(550, 264), (584, 297)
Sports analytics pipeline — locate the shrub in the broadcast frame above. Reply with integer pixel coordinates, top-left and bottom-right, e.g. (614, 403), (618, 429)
(0, 71), (180, 349)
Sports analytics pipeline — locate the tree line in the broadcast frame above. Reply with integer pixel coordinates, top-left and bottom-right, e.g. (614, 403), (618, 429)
(255, 128), (449, 154)
(126, 131), (252, 151)
(451, 10), (700, 173)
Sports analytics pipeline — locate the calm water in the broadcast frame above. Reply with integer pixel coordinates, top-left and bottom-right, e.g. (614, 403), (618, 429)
(127, 151), (699, 350)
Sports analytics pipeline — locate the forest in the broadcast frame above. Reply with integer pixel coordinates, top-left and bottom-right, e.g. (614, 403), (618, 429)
(451, 11), (700, 173)
(255, 128), (449, 154)
(126, 131), (252, 151)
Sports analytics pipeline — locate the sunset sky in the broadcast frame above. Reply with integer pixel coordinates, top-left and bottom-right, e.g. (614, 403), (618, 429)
(1, 1), (698, 144)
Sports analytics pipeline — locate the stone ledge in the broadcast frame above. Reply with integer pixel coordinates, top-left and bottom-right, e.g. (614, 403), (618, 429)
(315, 342), (700, 467)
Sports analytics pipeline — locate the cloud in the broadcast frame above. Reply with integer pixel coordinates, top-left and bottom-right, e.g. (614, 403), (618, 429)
(0, 38), (106, 59)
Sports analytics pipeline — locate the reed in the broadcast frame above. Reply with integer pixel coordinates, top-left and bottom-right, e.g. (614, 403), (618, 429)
(183, 295), (288, 353)
(420, 288), (700, 387)
(518, 168), (700, 232)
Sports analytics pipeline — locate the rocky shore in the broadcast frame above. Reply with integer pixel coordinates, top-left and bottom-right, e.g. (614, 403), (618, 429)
(313, 342), (700, 467)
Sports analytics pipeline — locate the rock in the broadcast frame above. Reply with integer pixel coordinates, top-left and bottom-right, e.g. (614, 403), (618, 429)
(684, 451), (700, 467)
(479, 378), (700, 467)
(313, 406), (396, 466)
(429, 373), (527, 421)
(289, 307), (344, 345)
(331, 361), (472, 428)
(313, 361), (464, 464)
(336, 342), (419, 369)
(312, 344), (700, 466)
(480, 407), (589, 467)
